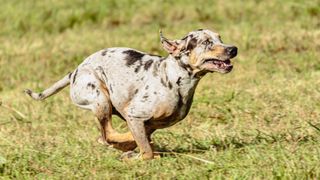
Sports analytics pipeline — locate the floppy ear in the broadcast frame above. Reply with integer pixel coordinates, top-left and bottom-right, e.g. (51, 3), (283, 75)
(160, 31), (184, 56)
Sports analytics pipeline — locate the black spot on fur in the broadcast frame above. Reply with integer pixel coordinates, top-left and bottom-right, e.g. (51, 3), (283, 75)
(160, 78), (167, 87)
(96, 89), (100, 96)
(123, 50), (144, 66)
(68, 72), (72, 79)
(87, 83), (96, 90)
(72, 69), (78, 84)
(101, 49), (108, 56)
(176, 77), (182, 86)
(163, 62), (167, 69)
(38, 93), (44, 98)
(152, 62), (159, 77)
(168, 82), (172, 89)
(136, 61), (144, 73)
(153, 92), (157, 95)
(25, 89), (32, 96)
(134, 89), (139, 94)
(110, 50), (115, 53)
(197, 28), (203, 31)
(144, 60), (153, 70)
(134, 65), (141, 73)
(145, 85), (149, 90)
(179, 61), (193, 76)
(143, 94), (149, 99)
(187, 38), (198, 51)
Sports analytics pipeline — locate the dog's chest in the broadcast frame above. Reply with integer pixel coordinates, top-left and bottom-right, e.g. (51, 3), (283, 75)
(146, 80), (198, 129)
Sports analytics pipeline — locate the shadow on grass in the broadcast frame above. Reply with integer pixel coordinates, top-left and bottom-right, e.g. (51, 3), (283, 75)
(152, 131), (317, 156)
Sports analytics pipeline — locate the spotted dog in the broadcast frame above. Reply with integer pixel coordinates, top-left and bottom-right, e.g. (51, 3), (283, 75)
(25, 29), (237, 160)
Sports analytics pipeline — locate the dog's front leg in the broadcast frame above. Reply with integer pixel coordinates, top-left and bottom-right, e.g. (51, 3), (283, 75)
(126, 120), (154, 160)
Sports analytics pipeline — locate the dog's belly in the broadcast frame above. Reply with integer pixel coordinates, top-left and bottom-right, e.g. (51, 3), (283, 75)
(145, 101), (193, 129)
(153, 95), (194, 129)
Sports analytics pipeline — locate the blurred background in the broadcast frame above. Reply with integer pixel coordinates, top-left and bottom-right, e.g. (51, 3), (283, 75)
(0, 0), (319, 178)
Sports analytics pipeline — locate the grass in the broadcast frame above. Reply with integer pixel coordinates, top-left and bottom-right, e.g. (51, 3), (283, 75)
(0, 0), (320, 178)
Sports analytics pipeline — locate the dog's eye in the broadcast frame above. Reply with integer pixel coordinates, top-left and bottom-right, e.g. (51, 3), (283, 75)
(202, 40), (212, 46)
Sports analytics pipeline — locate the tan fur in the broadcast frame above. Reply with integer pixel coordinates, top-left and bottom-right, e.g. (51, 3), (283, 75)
(189, 50), (198, 66)
(205, 45), (226, 57)
(153, 102), (175, 119)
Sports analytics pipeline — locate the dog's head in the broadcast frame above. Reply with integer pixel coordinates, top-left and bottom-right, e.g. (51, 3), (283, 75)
(160, 29), (237, 75)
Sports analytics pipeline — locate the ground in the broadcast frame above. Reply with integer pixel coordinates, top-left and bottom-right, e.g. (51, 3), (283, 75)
(0, 0), (319, 179)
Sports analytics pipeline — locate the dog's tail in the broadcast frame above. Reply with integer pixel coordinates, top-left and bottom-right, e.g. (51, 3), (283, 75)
(24, 72), (72, 101)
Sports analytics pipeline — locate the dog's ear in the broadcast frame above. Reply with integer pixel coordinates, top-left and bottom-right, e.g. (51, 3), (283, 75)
(160, 31), (199, 57)
(160, 31), (185, 57)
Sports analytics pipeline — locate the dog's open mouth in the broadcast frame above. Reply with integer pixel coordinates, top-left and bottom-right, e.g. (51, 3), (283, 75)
(203, 58), (233, 72)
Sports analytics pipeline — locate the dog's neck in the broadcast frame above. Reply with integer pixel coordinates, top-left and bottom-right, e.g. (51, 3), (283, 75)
(162, 55), (203, 104)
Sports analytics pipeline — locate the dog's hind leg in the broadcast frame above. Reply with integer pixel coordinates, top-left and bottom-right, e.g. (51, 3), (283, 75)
(97, 114), (137, 152)
(94, 98), (137, 152)
(93, 82), (137, 152)
(70, 69), (136, 151)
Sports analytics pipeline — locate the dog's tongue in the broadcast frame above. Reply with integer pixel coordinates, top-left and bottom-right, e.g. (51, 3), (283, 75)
(203, 62), (217, 69)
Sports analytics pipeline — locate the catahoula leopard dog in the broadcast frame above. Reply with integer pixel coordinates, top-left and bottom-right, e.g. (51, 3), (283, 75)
(25, 29), (237, 160)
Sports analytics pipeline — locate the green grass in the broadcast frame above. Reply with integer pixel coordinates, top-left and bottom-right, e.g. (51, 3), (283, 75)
(0, 0), (320, 179)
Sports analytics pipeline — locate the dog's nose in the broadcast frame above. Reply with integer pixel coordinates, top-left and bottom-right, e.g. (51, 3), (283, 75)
(226, 46), (238, 58)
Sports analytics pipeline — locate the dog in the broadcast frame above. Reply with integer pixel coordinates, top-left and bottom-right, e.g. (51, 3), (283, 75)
(25, 29), (237, 160)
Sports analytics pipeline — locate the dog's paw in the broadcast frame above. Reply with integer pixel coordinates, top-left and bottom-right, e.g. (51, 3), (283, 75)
(153, 152), (161, 159)
(96, 136), (107, 145)
(119, 151), (141, 161)
(96, 136), (113, 149)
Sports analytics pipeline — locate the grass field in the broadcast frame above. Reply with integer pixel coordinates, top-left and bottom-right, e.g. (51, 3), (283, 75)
(0, 0), (320, 179)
